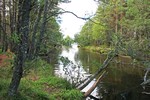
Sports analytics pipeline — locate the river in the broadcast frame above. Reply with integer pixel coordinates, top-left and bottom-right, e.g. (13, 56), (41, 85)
(54, 44), (150, 100)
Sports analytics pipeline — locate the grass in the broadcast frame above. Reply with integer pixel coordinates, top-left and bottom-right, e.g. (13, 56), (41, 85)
(0, 57), (83, 100)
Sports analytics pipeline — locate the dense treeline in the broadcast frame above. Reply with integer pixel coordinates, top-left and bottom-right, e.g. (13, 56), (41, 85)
(0, 0), (64, 58)
(0, 0), (70, 96)
(75, 0), (150, 62)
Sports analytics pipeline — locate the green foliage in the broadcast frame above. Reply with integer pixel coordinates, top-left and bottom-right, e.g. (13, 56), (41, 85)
(38, 17), (63, 54)
(10, 33), (20, 43)
(76, 0), (150, 63)
(36, 77), (72, 89)
(0, 59), (83, 100)
(38, 0), (45, 6)
(124, 39), (149, 57)
(24, 57), (56, 78)
(75, 1), (118, 46)
(47, 18), (63, 45)
(122, 0), (150, 38)
(0, 49), (2, 54)
(74, 21), (94, 46)
(60, 90), (83, 100)
(62, 36), (74, 47)
(49, 89), (82, 100)
(84, 45), (112, 54)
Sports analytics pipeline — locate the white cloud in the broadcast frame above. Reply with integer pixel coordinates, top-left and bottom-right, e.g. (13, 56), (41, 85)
(59, 0), (98, 38)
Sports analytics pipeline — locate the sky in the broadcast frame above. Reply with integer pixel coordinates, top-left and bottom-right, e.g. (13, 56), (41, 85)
(59, 0), (98, 38)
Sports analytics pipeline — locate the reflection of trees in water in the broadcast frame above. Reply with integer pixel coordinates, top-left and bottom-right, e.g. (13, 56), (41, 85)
(75, 49), (108, 74)
(57, 47), (150, 99)
(99, 84), (150, 100)
(98, 65), (150, 100)
(59, 57), (90, 85)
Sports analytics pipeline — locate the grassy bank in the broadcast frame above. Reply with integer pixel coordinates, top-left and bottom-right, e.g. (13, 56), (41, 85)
(0, 56), (83, 100)
(81, 44), (150, 68)
(82, 45), (112, 54)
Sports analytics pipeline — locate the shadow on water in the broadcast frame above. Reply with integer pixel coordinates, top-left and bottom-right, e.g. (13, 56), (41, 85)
(54, 44), (150, 100)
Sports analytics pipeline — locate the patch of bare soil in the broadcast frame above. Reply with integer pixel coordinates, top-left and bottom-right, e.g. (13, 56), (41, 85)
(0, 51), (13, 67)
(0, 54), (9, 67)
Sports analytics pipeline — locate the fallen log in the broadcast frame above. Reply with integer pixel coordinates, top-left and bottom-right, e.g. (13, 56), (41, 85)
(84, 71), (107, 98)
(88, 95), (100, 100)
(141, 79), (150, 86)
(141, 68), (150, 85)
(77, 51), (116, 90)
(144, 68), (150, 82)
(142, 91), (150, 95)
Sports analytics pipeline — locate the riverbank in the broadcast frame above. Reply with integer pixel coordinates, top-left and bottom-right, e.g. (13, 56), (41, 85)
(80, 45), (149, 68)
(82, 45), (112, 54)
(0, 53), (83, 100)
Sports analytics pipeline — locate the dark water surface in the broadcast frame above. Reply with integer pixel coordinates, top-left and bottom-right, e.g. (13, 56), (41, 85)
(54, 44), (150, 100)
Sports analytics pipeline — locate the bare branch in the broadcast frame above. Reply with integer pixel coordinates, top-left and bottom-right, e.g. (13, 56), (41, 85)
(45, 8), (104, 26)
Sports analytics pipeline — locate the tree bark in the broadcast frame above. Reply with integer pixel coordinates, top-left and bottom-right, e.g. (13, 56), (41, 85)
(8, 0), (31, 96)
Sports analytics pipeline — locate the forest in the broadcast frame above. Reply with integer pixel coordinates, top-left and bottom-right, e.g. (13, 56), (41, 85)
(0, 0), (150, 100)
(75, 0), (150, 62)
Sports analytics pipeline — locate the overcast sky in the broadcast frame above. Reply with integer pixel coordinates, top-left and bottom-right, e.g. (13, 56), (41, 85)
(59, 0), (98, 38)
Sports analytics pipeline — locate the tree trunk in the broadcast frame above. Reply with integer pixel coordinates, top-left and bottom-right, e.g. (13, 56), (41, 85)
(29, 5), (43, 59)
(84, 71), (106, 98)
(8, 0), (31, 96)
(35, 0), (48, 55)
(2, 0), (7, 52)
(11, 0), (18, 52)
(0, 10), (2, 44)
(8, 0), (13, 51)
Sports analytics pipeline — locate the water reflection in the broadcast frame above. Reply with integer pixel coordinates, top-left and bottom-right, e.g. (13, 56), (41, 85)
(54, 44), (150, 100)
(55, 44), (99, 98)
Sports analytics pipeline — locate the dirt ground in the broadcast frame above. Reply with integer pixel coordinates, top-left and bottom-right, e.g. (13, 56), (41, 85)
(0, 54), (12, 67)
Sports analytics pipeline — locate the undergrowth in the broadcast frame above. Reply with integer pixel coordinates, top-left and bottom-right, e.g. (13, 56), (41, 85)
(0, 57), (83, 100)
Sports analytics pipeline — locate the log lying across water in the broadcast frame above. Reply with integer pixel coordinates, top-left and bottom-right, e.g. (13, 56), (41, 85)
(77, 51), (116, 90)
(84, 71), (107, 98)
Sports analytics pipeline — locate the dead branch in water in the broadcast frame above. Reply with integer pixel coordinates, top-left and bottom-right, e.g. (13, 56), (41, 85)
(77, 51), (117, 90)
(141, 68), (150, 85)
(84, 71), (107, 98)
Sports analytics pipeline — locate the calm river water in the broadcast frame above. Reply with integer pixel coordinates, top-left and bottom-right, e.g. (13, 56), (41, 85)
(54, 44), (150, 100)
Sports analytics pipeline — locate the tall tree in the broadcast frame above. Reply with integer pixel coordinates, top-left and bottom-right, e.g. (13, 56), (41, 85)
(29, 3), (43, 59)
(8, 0), (31, 96)
(35, 0), (48, 55)
(1, 0), (7, 52)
